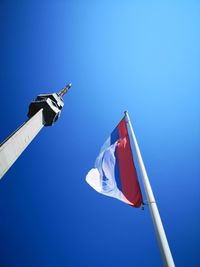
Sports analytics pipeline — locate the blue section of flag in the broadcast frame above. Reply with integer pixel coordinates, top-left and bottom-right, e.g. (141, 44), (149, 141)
(111, 126), (119, 145)
(101, 152), (110, 191)
(110, 126), (122, 191)
(114, 149), (122, 191)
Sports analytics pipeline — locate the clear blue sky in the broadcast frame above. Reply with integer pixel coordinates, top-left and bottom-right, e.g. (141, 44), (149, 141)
(0, 1), (199, 266)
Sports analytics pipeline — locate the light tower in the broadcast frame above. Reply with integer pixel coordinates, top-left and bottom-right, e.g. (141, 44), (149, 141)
(0, 83), (72, 179)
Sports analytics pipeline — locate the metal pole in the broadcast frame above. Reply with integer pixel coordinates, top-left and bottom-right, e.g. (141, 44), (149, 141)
(124, 111), (175, 267)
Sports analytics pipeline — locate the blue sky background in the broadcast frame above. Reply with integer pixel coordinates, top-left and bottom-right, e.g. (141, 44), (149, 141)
(0, 1), (199, 266)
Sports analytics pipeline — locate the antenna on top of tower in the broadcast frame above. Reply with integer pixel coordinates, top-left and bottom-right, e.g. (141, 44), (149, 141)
(57, 83), (72, 98)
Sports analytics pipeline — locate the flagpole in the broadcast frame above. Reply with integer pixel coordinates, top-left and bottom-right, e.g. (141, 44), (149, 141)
(124, 111), (175, 267)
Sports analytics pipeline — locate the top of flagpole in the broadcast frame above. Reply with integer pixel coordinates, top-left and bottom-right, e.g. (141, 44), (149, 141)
(124, 111), (129, 121)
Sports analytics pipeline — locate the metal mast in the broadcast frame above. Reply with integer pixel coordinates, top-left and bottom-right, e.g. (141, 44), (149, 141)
(57, 83), (72, 98)
(124, 111), (175, 267)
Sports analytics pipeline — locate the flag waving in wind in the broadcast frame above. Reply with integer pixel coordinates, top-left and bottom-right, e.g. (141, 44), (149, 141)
(86, 113), (175, 266)
(86, 116), (143, 207)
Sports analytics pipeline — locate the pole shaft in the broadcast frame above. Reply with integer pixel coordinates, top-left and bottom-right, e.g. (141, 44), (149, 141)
(0, 109), (44, 179)
(125, 111), (175, 267)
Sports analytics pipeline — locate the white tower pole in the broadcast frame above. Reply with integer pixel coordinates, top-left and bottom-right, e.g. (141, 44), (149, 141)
(0, 83), (72, 180)
(124, 111), (175, 267)
(0, 109), (44, 179)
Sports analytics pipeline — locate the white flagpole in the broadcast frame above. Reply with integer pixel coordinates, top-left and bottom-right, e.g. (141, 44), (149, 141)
(124, 111), (175, 267)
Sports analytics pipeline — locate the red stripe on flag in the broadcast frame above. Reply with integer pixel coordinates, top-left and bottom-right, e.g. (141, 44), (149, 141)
(116, 117), (143, 207)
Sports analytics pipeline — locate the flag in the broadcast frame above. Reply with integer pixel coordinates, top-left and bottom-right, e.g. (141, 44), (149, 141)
(86, 116), (143, 207)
